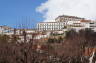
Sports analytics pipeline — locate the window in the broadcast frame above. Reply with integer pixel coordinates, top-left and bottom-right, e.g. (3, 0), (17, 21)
(90, 23), (94, 24)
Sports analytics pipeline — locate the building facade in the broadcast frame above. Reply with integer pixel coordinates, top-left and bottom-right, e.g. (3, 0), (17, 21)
(37, 22), (66, 31)
(37, 15), (96, 32)
(37, 15), (84, 31)
(0, 26), (14, 35)
(55, 15), (84, 22)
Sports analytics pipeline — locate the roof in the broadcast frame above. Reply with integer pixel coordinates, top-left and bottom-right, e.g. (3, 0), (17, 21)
(39, 21), (56, 23)
(80, 20), (91, 23)
(0, 26), (13, 29)
(16, 28), (36, 31)
(38, 21), (64, 24)
(56, 15), (85, 19)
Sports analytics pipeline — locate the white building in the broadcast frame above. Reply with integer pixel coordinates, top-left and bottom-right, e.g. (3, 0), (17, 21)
(67, 20), (83, 31)
(0, 26), (14, 35)
(0, 26), (37, 42)
(37, 22), (66, 31)
(37, 15), (84, 31)
(88, 21), (96, 31)
(55, 15), (84, 22)
(37, 15), (96, 32)
(67, 20), (96, 31)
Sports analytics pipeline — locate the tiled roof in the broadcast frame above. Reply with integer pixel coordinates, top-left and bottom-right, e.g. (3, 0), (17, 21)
(80, 20), (91, 22)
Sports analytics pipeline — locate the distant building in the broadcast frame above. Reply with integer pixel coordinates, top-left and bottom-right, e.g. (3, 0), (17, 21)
(37, 15), (96, 32)
(0, 26), (14, 35)
(37, 22), (66, 31)
(66, 20), (92, 31)
(88, 21), (96, 31)
(0, 26), (37, 42)
(55, 15), (84, 22)
(13, 29), (36, 42)
(37, 15), (85, 31)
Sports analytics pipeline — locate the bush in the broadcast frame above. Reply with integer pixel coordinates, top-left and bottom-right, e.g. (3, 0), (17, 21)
(0, 34), (10, 43)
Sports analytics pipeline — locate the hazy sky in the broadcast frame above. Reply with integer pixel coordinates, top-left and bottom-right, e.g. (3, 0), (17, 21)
(0, 0), (96, 28)
(0, 0), (46, 28)
(37, 0), (96, 22)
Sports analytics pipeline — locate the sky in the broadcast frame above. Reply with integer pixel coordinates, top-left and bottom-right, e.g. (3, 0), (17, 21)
(37, 0), (96, 22)
(0, 0), (96, 28)
(0, 0), (46, 28)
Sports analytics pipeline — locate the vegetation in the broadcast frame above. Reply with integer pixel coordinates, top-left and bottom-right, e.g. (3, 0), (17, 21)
(0, 29), (96, 63)
(0, 34), (10, 43)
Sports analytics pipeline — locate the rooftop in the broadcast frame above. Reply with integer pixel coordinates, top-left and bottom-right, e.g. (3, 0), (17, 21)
(56, 15), (85, 19)
(0, 26), (13, 29)
(80, 20), (91, 23)
(38, 21), (63, 23)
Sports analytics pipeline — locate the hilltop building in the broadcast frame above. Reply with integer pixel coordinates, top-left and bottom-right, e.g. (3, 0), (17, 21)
(37, 15), (85, 31)
(0, 26), (37, 42)
(0, 26), (14, 35)
(37, 15), (96, 32)
(37, 21), (66, 31)
(55, 15), (84, 22)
